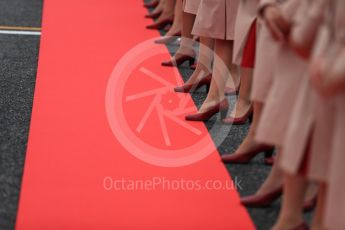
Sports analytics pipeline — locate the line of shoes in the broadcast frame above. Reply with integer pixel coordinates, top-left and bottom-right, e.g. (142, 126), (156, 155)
(143, 0), (317, 220)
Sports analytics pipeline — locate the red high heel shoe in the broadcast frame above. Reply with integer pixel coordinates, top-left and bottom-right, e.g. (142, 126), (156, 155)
(221, 145), (274, 164)
(185, 98), (229, 121)
(264, 155), (275, 165)
(154, 31), (181, 44)
(190, 63), (197, 70)
(222, 106), (253, 125)
(289, 222), (309, 230)
(241, 186), (283, 207)
(145, 11), (162, 19)
(146, 18), (173, 30)
(174, 74), (212, 93)
(143, 1), (159, 8)
(162, 54), (195, 67)
(241, 186), (316, 211)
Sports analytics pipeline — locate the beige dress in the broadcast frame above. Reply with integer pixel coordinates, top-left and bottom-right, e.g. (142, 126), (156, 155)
(280, 0), (333, 181)
(183, 0), (201, 15)
(255, 0), (306, 147)
(326, 91), (345, 230)
(232, 0), (258, 65)
(251, 21), (279, 102)
(325, 2), (345, 225)
(192, 0), (240, 40)
(280, 0), (345, 229)
(251, 0), (284, 102)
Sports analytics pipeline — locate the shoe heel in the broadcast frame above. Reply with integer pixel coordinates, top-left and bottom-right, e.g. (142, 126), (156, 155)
(264, 149), (274, 159)
(205, 84), (210, 92)
(248, 113), (253, 123)
(188, 57), (195, 66)
(220, 108), (228, 119)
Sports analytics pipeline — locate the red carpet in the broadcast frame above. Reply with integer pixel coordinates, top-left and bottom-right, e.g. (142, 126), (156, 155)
(15, 0), (254, 229)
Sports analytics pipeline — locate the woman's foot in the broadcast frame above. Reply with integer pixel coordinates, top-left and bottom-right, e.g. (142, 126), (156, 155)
(223, 99), (253, 125)
(185, 98), (229, 121)
(272, 221), (308, 230)
(174, 73), (212, 93)
(146, 16), (173, 30)
(144, 0), (159, 8)
(146, 0), (174, 30)
(162, 45), (195, 66)
(148, 0), (164, 16)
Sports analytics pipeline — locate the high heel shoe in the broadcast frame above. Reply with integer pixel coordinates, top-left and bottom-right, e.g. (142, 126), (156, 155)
(146, 18), (173, 30)
(143, 1), (159, 8)
(162, 54), (195, 67)
(145, 11), (162, 19)
(185, 98), (229, 121)
(240, 186), (283, 207)
(190, 63), (197, 70)
(221, 145), (274, 164)
(222, 106), (253, 125)
(154, 31), (181, 44)
(289, 222), (309, 230)
(174, 74), (212, 93)
(241, 186), (316, 211)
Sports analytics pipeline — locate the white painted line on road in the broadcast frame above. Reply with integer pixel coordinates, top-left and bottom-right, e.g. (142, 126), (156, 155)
(0, 30), (41, 36)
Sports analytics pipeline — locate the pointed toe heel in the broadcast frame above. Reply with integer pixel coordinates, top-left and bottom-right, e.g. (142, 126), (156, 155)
(185, 99), (229, 121)
(162, 55), (195, 67)
(222, 106), (253, 125)
(240, 186), (283, 207)
(221, 145), (275, 164)
(146, 18), (173, 30)
(174, 74), (212, 93)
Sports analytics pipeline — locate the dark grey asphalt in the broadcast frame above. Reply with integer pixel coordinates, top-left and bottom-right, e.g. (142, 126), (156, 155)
(0, 1), (42, 229)
(0, 1), (311, 229)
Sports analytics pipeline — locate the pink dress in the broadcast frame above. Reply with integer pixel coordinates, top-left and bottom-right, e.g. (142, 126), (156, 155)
(254, 0), (306, 147)
(183, 0), (201, 15)
(233, 0), (258, 65)
(251, 21), (279, 102)
(192, 0), (240, 40)
(280, 0), (334, 181)
(281, 0), (345, 229)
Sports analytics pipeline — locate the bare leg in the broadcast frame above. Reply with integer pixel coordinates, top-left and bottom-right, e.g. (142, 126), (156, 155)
(183, 37), (214, 84)
(199, 39), (236, 112)
(256, 149), (284, 195)
(151, 0), (165, 15)
(311, 183), (326, 230)
(272, 172), (308, 230)
(231, 102), (267, 155)
(165, 0), (182, 36)
(172, 10), (195, 59)
(154, 0), (175, 24)
(229, 67), (253, 118)
(246, 148), (317, 203)
(225, 68), (240, 89)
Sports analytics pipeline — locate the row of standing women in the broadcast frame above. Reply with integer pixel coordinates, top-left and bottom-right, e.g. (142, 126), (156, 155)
(144, 0), (345, 229)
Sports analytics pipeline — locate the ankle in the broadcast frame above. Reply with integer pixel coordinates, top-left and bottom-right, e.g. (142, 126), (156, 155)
(238, 97), (251, 106)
